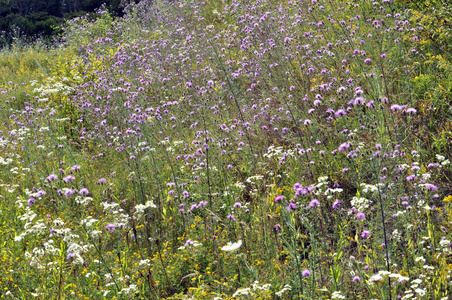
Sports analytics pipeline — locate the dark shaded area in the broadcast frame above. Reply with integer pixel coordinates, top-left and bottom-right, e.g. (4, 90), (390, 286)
(0, 0), (139, 42)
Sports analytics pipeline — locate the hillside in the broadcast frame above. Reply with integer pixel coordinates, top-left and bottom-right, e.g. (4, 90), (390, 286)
(0, 0), (452, 298)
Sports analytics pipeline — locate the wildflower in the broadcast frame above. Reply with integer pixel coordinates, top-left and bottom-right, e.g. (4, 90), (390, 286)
(353, 276), (361, 282)
(71, 165), (81, 171)
(28, 197), (35, 206)
(79, 188), (89, 196)
(444, 195), (452, 203)
(302, 269), (311, 277)
(361, 230), (370, 239)
(221, 240), (242, 251)
(46, 174), (58, 182)
(332, 200), (342, 209)
(286, 201), (297, 211)
(98, 178), (107, 184)
(36, 190), (46, 197)
(105, 223), (116, 233)
(274, 195), (283, 203)
(227, 214), (236, 221)
(308, 199), (320, 209)
(63, 175), (75, 183)
(425, 184), (437, 191)
(338, 142), (350, 152)
(406, 175), (416, 181)
(67, 252), (75, 260)
(64, 188), (76, 197)
(369, 273), (384, 283)
(356, 212), (366, 220)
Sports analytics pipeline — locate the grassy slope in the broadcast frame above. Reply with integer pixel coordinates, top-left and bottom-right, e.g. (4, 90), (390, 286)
(0, 0), (452, 299)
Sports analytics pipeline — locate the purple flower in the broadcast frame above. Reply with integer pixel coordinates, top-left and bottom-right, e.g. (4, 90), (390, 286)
(28, 197), (35, 206)
(67, 252), (75, 260)
(36, 190), (46, 197)
(233, 202), (242, 208)
(356, 212), (366, 220)
(79, 188), (89, 196)
(227, 214), (236, 221)
(65, 188), (76, 197)
(105, 223), (116, 233)
(361, 230), (370, 239)
(302, 269), (311, 277)
(63, 175), (75, 183)
(46, 174), (58, 182)
(286, 201), (297, 211)
(308, 199), (320, 208)
(98, 178), (107, 184)
(71, 165), (81, 171)
(406, 175), (416, 181)
(198, 201), (208, 207)
(274, 195), (283, 203)
(425, 184), (437, 191)
(353, 276), (361, 282)
(338, 142), (350, 152)
(332, 200), (342, 209)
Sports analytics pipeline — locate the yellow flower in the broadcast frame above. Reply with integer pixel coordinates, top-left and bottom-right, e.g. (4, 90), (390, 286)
(444, 195), (452, 203)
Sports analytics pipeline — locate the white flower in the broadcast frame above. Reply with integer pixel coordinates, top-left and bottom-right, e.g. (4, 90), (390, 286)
(221, 240), (242, 251)
(414, 288), (426, 296)
(232, 287), (251, 297)
(369, 273), (384, 283)
(331, 291), (346, 299)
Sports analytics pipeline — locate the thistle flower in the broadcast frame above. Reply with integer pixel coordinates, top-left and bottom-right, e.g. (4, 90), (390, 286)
(274, 195), (283, 203)
(361, 230), (370, 239)
(79, 188), (89, 196)
(356, 212), (366, 220)
(46, 174), (58, 182)
(106, 223), (116, 233)
(63, 175), (75, 183)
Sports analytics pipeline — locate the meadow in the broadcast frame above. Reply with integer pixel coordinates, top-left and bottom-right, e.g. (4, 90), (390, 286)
(1, 0), (452, 298)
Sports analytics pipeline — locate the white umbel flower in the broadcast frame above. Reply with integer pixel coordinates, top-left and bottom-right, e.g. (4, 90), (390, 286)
(221, 240), (242, 251)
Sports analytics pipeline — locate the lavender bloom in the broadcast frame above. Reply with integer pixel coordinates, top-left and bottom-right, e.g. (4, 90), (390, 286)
(308, 199), (320, 209)
(361, 230), (370, 239)
(356, 212), (366, 220)
(63, 175), (75, 183)
(71, 165), (81, 171)
(79, 188), (89, 196)
(28, 197), (35, 206)
(406, 175), (416, 181)
(98, 178), (107, 184)
(105, 223), (116, 233)
(227, 214), (236, 221)
(36, 190), (46, 197)
(332, 200), (342, 209)
(353, 276), (361, 282)
(65, 188), (76, 197)
(286, 201), (297, 211)
(274, 195), (283, 203)
(46, 174), (58, 182)
(425, 184), (438, 191)
(302, 269), (311, 277)
(67, 252), (76, 260)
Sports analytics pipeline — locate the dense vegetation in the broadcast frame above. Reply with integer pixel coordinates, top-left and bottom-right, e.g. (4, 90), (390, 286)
(0, 0), (452, 298)
(0, 0), (135, 42)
